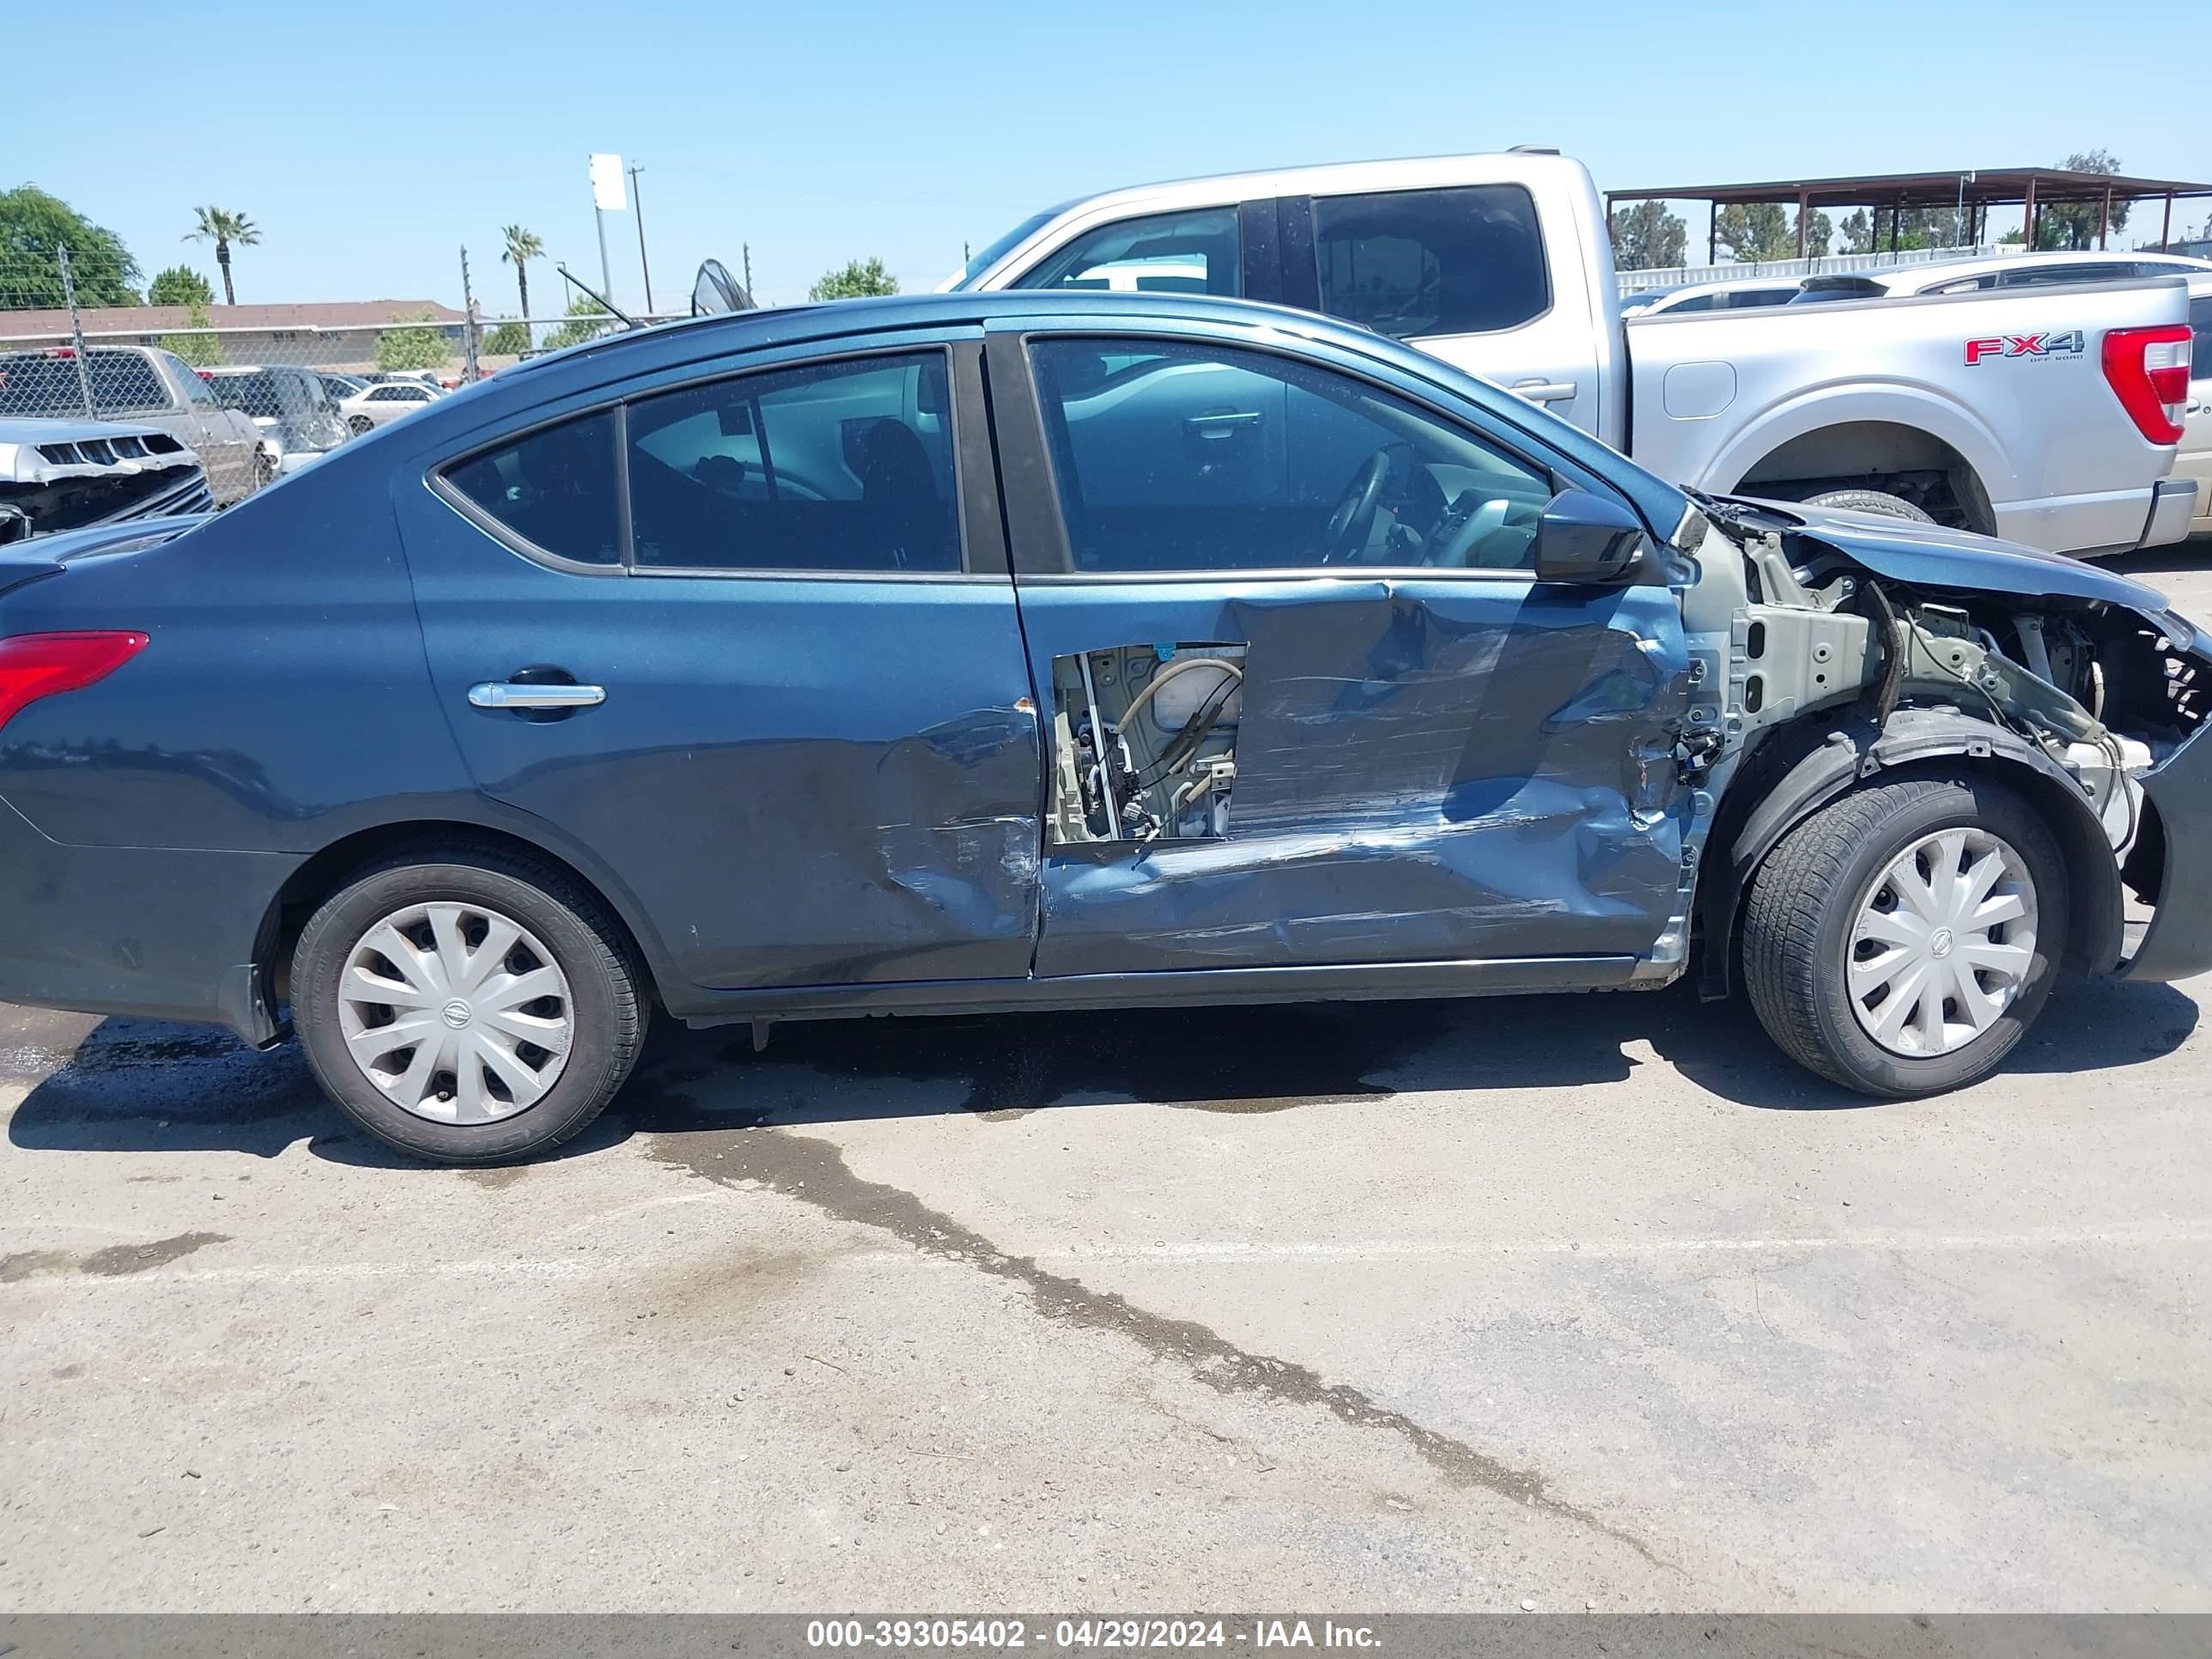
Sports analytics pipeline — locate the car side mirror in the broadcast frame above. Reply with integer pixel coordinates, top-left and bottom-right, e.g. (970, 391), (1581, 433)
(1532, 489), (1650, 584)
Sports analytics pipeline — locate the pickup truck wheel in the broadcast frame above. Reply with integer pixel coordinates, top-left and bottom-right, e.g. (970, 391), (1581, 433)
(1800, 488), (1934, 523)
(290, 848), (648, 1164)
(1743, 775), (2068, 1097)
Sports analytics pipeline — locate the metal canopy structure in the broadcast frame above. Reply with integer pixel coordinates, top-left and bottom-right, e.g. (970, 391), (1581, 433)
(1606, 167), (2212, 261)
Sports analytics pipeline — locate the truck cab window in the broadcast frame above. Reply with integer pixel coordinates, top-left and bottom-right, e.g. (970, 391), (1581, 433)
(1312, 185), (1550, 338)
(1014, 208), (1241, 296)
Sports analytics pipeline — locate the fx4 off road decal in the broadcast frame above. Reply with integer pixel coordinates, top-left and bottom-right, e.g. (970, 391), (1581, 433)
(1964, 331), (2087, 365)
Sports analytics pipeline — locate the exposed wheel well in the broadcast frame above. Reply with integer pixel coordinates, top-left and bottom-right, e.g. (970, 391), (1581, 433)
(1698, 728), (2124, 1000)
(256, 822), (657, 1009)
(1737, 421), (1996, 533)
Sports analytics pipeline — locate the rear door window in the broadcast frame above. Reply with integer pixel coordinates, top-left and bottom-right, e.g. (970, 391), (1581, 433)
(626, 350), (960, 573)
(444, 410), (623, 567)
(1311, 185), (1550, 338)
(85, 351), (169, 413)
(1012, 207), (1242, 296)
(2191, 295), (2212, 380)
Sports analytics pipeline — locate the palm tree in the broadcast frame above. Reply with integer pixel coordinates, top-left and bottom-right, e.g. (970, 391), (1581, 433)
(185, 207), (259, 305)
(501, 225), (545, 319)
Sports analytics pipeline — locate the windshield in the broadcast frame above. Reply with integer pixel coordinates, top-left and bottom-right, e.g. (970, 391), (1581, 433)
(950, 203), (1076, 289)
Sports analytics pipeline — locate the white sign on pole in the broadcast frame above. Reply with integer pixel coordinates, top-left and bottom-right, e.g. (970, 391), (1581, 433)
(588, 154), (627, 212)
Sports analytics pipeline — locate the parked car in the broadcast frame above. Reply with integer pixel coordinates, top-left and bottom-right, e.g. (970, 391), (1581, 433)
(1620, 277), (1803, 315)
(2182, 273), (2212, 538)
(952, 152), (2197, 556)
(2, 290), (2209, 1164)
(1794, 250), (2212, 302)
(204, 365), (353, 475)
(0, 345), (264, 505)
(316, 372), (369, 404)
(0, 416), (212, 538)
(337, 379), (441, 434)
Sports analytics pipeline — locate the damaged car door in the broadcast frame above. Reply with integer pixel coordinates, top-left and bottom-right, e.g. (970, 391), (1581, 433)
(988, 321), (1695, 978)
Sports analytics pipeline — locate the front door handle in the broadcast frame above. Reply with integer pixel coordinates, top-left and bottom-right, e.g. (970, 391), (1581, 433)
(468, 681), (606, 710)
(1184, 410), (1262, 434)
(1510, 379), (1579, 404)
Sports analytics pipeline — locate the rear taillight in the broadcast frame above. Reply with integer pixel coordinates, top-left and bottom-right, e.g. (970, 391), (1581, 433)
(2102, 324), (2194, 445)
(0, 632), (149, 733)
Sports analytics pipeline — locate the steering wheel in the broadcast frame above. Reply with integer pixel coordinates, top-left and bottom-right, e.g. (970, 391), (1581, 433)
(1322, 448), (1394, 563)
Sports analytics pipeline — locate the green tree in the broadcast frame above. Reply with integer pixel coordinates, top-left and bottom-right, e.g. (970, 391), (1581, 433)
(159, 300), (224, 367)
(483, 320), (530, 355)
(1712, 204), (1801, 262)
(0, 185), (140, 307)
(543, 295), (612, 350)
(500, 224), (544, 319)
(374, 309), (452, 372)
(185, 205), (260, 305)
(809, 257), (898, 300)
(1607, 201), (1686, 271)
(147, 264), (214, 306)
(1838, 210), (1873, 254)
(2037, 149), (2129, 251)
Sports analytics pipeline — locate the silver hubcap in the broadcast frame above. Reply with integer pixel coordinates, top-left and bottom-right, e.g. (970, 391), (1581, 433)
(1848, 827), (2039, 1059)
(337, 902), (574, 1124)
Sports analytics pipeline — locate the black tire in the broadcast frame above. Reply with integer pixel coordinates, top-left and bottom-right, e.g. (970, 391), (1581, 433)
(1743, 774), (2069, 1097)
(1801, 488), (1935, 524)
(291, 845), (648, 1164)
(348, 415), (373, 435)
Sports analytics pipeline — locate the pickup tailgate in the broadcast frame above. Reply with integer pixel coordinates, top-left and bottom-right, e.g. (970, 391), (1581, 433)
(1622, 276), (2191, 556)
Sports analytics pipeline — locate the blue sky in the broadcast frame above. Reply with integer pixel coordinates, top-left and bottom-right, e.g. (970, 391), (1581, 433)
(9, 0), (2205, 314)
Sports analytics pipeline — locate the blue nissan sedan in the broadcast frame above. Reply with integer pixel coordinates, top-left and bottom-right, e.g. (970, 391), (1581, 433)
(3, 291), (2208, 1162)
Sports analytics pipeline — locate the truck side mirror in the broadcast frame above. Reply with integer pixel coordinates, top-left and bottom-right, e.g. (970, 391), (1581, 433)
(1533, 489), (1650, 584)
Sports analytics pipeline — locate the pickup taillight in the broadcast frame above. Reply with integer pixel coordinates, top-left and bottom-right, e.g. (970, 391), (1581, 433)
(0, 632), (149, 734)
(2102, 324), (2194, 445)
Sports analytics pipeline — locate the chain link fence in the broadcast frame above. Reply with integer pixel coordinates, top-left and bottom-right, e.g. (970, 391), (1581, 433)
(0, 246), (659, 424)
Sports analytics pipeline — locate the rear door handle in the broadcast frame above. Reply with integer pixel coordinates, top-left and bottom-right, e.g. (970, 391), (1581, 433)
(468, 682), (606, 710)
(1509, 380), (1579, 404)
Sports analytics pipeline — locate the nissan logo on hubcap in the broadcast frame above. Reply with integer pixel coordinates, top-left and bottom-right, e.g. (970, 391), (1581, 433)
(1929, 927), (1956, 960)
(441, 999), (473, 1030)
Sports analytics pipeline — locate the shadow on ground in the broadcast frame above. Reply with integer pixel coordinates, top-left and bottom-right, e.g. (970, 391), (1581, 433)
(4, 967), (2197, 1166)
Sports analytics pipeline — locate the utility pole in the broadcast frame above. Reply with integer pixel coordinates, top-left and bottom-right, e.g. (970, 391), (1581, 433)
(459, 246), (482, 382)
(56, 245), (96, 417)
(628, 163), (654, 313)
(743, 242), (753, 296)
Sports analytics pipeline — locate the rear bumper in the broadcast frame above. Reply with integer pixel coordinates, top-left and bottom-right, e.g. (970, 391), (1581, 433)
(2141, 477), (2200, 549)
(2124, 717), (2212, 983)
(0, 796), (299, 1042)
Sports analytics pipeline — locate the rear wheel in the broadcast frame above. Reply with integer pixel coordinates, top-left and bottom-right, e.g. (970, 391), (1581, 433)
(1800, 488), (1934, 524)
(348, 414), (373, 435)
(291, 848), (647, 1163)
(1743, 775), (2069, 1097)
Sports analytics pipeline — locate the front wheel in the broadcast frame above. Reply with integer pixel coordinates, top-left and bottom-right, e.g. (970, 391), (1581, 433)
(291, 847), (648, 1163)
(1743, 775), (2069, 1097)
(348, 414), (373, 435)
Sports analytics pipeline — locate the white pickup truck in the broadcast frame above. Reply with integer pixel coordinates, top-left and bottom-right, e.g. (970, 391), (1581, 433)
(951, 150), (2199, 556)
